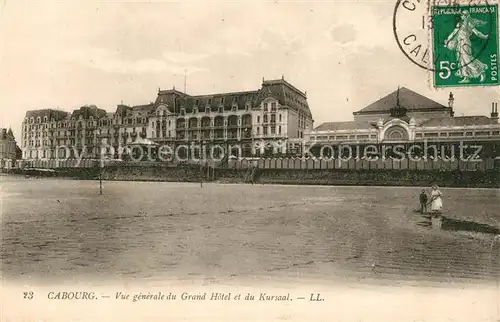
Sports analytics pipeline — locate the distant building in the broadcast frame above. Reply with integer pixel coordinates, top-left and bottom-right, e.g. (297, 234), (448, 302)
(20, 77), (314, 160)
(0, 128), (18, 161)
(306, 87), (500, 159)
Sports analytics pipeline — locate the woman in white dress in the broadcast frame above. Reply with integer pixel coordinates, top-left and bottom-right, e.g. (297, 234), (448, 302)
(429, 185), (443, 215)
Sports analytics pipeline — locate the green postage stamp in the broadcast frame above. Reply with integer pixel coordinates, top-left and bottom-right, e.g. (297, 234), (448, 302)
(432, 3), (499, 87)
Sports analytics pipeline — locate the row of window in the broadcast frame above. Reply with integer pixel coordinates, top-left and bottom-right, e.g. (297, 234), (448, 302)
(415, 130), (500, 138)
(310, 134), (378, 141)
(256, 126), (283, 135)
(257, 114), (281, 123)
(263, 102), (277, 112)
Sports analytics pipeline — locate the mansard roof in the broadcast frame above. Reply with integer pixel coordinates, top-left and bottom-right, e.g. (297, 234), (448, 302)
(25, 109), (69, 121)
(255, 79), (312, 117)
(153, 78), (312, 117)
(354, 87), (449, 115)
(174, 90), (259, 114)
(71, 105), (107, 119)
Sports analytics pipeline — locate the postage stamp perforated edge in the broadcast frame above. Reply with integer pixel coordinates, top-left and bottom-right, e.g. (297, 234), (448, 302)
(427, 0), (500, 89)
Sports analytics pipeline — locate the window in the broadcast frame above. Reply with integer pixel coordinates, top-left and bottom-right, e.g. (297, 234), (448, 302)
(271, 102), (276, 111)
(208, 99), (212, 105)
(257, 127), (260, 135)
(263, 103), (268, 111)
(257, 116), (260, 123)
(263, 126), (268, 135)
(263, 115), (268, 123)
(279, 114), (282, 122)
(195, 99), (199, 105)
(271, 126), (276, 134)
(221, 97), (225, 104)
(279, 126), (281, 134)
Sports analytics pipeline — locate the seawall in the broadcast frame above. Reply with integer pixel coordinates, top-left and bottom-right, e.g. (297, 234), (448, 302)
(7, 165), (500, 188)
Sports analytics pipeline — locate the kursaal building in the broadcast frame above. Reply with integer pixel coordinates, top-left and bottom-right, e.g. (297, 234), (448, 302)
(306, 88), (500, 160)
(20, 78), (314, 160)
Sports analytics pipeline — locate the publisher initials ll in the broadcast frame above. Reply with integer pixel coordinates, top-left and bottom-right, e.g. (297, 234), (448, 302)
(309, 293), (324, 302)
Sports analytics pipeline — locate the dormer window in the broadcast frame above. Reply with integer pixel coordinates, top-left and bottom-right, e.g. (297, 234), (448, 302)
(193, 107), (198, 114)
(263, 103), (268, 112)
(180, 108), (186, 115)
(44, 116), (48, 122)
(245, 102), (250, 110)
(218, 107), (223, 113)
(221, 97), (225, 104)
(208, 99), (212, 105)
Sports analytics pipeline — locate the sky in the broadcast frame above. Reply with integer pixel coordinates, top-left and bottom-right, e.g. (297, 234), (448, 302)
(1, 0), (498, 142)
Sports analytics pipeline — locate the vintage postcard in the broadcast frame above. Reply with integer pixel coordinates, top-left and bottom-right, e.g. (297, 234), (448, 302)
(1, 0), (499, 321)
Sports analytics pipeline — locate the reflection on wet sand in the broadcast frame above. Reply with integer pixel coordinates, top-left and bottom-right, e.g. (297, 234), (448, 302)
(419, 214), (500, 236)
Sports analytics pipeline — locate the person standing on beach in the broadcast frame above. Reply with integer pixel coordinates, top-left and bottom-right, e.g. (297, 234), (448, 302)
(429, 185), (443, 215)
(419, 189), (428, 214)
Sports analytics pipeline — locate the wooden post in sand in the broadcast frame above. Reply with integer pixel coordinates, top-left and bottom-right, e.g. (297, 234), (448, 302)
(99, 160), (103, 195)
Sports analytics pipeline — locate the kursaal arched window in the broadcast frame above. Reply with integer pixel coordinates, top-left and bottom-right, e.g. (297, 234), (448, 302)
(385, 125), (409, 141)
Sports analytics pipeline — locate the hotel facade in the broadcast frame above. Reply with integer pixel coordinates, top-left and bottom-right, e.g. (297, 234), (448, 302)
(21, 78), (314, 160)
(20, 81), (500, 162)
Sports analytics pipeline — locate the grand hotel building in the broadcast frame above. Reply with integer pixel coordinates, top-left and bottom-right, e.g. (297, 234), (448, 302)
(21, 78), (314, 160)
(20, 81), (500, 162)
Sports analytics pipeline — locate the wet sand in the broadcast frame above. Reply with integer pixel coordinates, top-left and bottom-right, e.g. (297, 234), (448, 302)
(1, 177), (499, 287)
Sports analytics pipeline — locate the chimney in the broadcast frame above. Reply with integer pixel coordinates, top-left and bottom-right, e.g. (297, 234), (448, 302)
(491, 102), (499, 123)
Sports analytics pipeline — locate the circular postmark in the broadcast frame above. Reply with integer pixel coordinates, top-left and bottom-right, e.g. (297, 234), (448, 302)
(393, 0), (496, 73)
